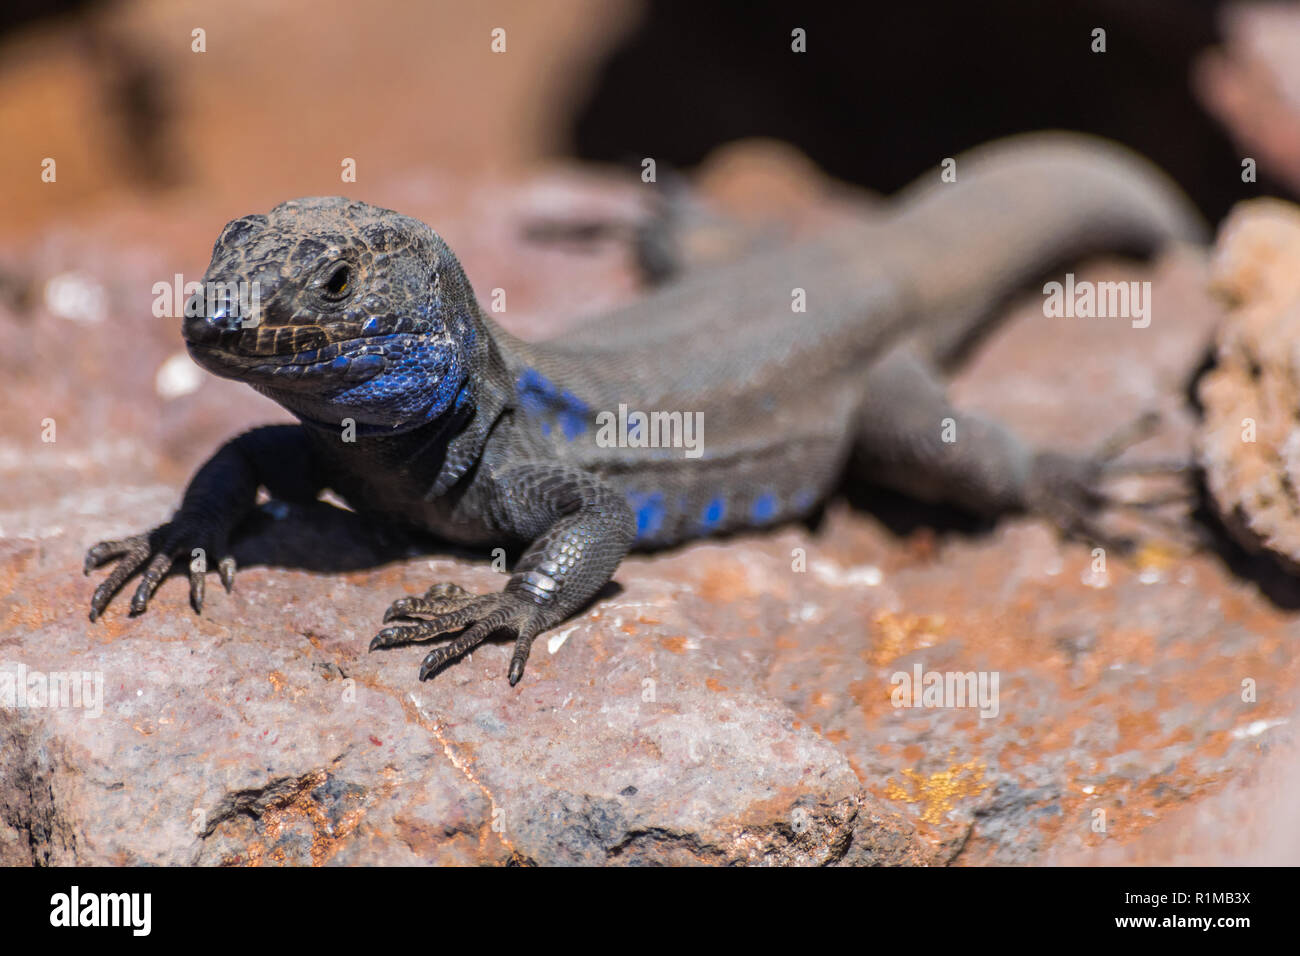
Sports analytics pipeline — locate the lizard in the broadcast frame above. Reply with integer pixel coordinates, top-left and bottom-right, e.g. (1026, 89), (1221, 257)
(84, 133), (1205, 685)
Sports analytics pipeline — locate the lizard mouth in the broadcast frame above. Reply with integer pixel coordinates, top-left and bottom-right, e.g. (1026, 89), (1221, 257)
(185, 328), (423, 391)
(182, 313), (433, 354)
(182, 321), (357, 357)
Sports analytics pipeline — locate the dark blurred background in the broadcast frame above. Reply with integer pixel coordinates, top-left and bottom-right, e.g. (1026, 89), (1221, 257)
(3, 0), (1300, 239)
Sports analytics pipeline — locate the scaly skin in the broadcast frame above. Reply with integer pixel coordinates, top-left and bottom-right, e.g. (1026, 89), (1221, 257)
(85, 133), (1205, 684)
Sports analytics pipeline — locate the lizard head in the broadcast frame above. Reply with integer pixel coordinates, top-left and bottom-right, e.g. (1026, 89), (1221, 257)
(182, 196), (479, 432)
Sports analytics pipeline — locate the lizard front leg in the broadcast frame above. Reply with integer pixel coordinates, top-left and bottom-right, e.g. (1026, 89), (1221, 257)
(371, 464), (635, 685)
(85, 424), (324, 619)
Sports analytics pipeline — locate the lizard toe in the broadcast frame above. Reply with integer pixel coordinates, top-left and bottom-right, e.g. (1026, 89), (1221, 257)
(218, 556), (237, 593)
(370, 599), (483, 648)
(417, 599), (537, 682)
(381, 582), (478, 623)
(423, 581), (472, 602)
(370, 588), (548, 682)
(87, 519), (232, 620)
(84, 533), (148, 575)
(86, 535), (154, 620)
(130, 551), (176, 615)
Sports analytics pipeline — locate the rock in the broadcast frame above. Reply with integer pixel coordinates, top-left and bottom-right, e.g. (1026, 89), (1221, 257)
(1195, 2), (1300, 198)
(1198, 198), (1300, 567)
(3, 515), (936, 866)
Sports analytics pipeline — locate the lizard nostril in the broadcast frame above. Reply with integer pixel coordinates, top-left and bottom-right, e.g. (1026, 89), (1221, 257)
(182, 285), (244, 343)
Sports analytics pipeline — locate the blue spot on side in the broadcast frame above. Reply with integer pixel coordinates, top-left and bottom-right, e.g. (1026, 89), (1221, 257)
(701, 496), (726, 530)
(558, 389), (587, 440)
(516, 368), (552, 416)
(515, 368), (590, 441)
(627, 491), (665, 542)
(751, 492), (778, 523)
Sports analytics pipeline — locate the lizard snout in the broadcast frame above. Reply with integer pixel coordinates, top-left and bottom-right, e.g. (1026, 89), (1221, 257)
(182, 283), (256, 341)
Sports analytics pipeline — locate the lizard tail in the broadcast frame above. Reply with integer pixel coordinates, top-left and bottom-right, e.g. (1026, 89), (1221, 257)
(885, 130), (1207, 366)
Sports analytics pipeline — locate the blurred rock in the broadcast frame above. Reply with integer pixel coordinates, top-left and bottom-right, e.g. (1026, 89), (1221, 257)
(0, 0), (632, 238)
(1195, 1), (1300, 196)
(1199, 199), (1300, 569)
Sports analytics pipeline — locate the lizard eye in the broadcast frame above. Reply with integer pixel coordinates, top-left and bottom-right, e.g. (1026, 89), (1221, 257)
(319, 263), (351, 301)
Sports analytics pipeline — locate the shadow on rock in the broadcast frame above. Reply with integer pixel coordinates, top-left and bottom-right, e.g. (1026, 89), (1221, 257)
(225, 499), (477, 573)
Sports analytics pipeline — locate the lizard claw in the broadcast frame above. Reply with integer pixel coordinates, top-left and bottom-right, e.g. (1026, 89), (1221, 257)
(218, 556), (237, 593)
(370, 585), (549, 684)
(1017, 405), (1204, 555)
(1025, 451), (1115, 541)
(84, 520), (233, 621)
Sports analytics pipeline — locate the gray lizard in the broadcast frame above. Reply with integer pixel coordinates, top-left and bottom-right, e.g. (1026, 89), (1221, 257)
(85, 133), (1204, 684)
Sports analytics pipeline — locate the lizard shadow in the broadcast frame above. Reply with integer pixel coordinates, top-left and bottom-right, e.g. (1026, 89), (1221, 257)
(836, 484), (995, 540)
(849, 464), (1300, 613)
(211, 470), (1300, 618)
(224, 499), (460, 572)
(216, 488), (993, 574)
(218, 497), (626, 609)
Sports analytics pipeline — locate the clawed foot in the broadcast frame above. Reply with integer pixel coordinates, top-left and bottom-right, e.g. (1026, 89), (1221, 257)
(85, 521), (235, 621)
(1026, 411), (1201, 554)
(371, 582), (551, 684)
